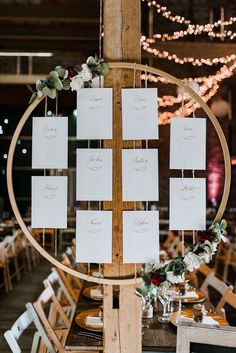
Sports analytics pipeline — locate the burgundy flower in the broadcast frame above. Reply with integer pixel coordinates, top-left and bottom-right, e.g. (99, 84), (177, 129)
(197, 230), (215, 243)
(149, 273), (162, 286)
(67, 66), (78, 79)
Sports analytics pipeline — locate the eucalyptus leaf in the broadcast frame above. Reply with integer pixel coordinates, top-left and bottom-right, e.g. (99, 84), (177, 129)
(86, 56), (97, 67)
(55, 66), (68, 79)
(49, 71), (59, 79)
(100, 62), (109, 75)
(27, 85), (35, 93)
(53, 78), (63, 90)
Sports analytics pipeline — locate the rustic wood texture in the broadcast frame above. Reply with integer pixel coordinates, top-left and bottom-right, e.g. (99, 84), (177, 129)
(102, 1), (142, 352)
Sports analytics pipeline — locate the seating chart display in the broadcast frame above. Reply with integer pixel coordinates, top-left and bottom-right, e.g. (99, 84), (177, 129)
(170, 117), (206, 170)
(169, 178), (206, 230)
(77, 88), (113, 140)
(31, 176), (67, 228)
(76, 148), (113, 201)
(123, 211), (159, 263)
(122, 88), (158, 140)
(76, 210), (112, 263)
(32, 116), (68, 169)
(122, 149), (159, 201)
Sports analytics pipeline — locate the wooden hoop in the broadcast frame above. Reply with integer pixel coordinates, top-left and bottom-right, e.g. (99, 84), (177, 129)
(6, 62), (231, 285)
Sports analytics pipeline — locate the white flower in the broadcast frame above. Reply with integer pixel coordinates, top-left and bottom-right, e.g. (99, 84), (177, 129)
(200, 252), (211, 264)
(81, 64), (92, 81)
(211, 242), (218, 253)
(70, 74), (84, 91)
(166, 271), (184, 284)
(183, 252), (201, 272)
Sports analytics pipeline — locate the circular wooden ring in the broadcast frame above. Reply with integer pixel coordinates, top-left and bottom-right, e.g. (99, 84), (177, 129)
(6, 62), (231, 285)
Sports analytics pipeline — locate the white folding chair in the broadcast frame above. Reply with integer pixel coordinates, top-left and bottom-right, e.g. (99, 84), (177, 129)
(176, 318), (236, 353)
(43, 267), (76, 321)
(200, 271), (231, 302)
(33, 285), (71, 353)
(4, 302), (56, 353)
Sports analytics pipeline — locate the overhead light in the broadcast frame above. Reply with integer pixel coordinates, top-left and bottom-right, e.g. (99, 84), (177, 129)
(0, 52), (53, 57)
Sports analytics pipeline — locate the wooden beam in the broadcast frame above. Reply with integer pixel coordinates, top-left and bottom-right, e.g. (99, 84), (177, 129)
(0, 75), (46, 84)
(103, 1), (142, 353)
(0, 16), (99, 24)
(143, 40), (236, 59)
(0, 2), (99, 20)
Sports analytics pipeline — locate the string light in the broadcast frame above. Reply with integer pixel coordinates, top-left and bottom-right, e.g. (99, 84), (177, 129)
(142, 61), (236, 125)
(142, 1), (236, 41)
(141, 39), (236, 66)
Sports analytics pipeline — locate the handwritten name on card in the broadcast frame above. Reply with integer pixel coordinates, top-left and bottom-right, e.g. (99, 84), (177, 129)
(31, 176), (67, 229)
(122, 149), (159, 201)
(76, 149), (112, 201)
(170, 117), (206, 170)
(169, 178), (206, 230)
(123, 211), (159, 263)
(76, 211), (112, 263)
(32, 117), (68, 169)
(122, 88), (158, 140)
(77, 88), (112, 140)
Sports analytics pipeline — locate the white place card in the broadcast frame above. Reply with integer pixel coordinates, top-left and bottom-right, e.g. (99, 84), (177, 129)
(77, 88), (112, 139)
(32, 116), (68, 169)
(76, 149), (112, 201)
(170, 117), (206, 170)
(122, 88), (158, 140)
(123, 211), (159, 263)
(169, 178), (206, 230)
(122, 149), (158, 201)
(31, 176), (67, 228)
(76, 211), (112, 263)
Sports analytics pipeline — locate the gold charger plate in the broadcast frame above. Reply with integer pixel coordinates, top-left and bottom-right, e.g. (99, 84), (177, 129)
(83, 286), (103, 301)
(75, 309), (103, 332)
(169, 309), (228, 327)
(173, 289), (206, 303)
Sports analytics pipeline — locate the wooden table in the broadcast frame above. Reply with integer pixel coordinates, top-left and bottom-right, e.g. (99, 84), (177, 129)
(65, 287), (177, 352)
(65, 285), (229, 353)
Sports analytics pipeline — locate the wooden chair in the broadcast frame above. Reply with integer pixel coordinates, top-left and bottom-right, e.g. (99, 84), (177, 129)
(43, 267), (76, 321)
(176, 317), (236, 353)
(200, 271), (230, 306)
(0, 237), (12, 292)
(32, 228), (55, 253)
(216, 287), (236, 321)
(33, 286), (71, 353)
(214, 241), (231, 283)
(56, 253), (82, 304)
(190, 263), (213, 289)
(162, 231), (179, 251)
(4, 302), (56, 353)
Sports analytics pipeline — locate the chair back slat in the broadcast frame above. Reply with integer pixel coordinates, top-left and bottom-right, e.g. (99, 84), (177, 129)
(4, 303), (56, 353)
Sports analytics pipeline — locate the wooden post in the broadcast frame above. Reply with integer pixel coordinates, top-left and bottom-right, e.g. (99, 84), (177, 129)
(103, 1), (142, 353)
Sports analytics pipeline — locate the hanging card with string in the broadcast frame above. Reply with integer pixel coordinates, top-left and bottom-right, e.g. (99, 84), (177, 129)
(123, 211), (159, 263)
(169, 178), (206, 230)
(122, 88), (158, 140)
(170, 117), (206, 170)
(122, 149), (158, 201)
(32, 116), (68, 169)
(31, 176), (67, 228)
(77, 88), (112, 140)
(76, 210), (112, 263)
(76, 148), (112, 201)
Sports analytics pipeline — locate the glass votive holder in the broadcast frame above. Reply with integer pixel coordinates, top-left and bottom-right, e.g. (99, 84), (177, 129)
(193, 304), (204, 322)
(178, 282), (186, 296)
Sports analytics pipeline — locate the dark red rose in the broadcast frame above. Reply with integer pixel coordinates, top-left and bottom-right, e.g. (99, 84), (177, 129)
(197, 230), (215, 243)
(149, 273), (162, 286)
(67, 66), (78, 79)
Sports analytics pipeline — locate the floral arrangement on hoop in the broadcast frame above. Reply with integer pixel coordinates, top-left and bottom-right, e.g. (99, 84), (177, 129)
(28, 55), (109, 104)
(136, 219), (227, 297)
